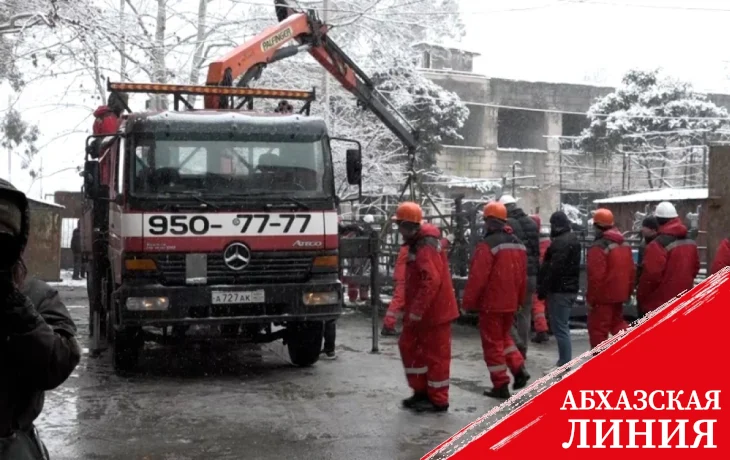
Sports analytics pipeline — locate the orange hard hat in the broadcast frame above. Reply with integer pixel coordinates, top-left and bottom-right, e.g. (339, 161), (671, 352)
(593, 208), (614, 227)
(394, 201), (423, 224)
(483, 201), (507, 221)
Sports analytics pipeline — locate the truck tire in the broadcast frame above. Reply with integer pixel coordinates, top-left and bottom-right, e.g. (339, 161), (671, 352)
(287, 321), (324, 367)
(86, 266), (96, 337)
(112, 328), (142, 373)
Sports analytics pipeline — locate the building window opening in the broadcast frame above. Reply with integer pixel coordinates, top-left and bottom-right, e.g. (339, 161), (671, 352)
(497, 108), (546, 150)
(562, 113), (590, 137)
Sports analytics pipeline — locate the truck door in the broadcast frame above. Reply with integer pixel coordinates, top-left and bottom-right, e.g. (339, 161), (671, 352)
(109, 137), (126, 284)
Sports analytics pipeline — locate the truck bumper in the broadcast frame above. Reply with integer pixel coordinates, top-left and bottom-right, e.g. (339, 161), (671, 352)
(114, 278), (342, 327)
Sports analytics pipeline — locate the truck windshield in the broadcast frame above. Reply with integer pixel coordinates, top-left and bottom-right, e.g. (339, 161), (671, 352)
(130, 138), (332, 198)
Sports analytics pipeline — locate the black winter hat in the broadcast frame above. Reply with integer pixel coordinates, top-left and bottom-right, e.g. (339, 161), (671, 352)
(549, 211), (571, 229)
(0, 178), (30, 254)
(642, 215), (659, 231)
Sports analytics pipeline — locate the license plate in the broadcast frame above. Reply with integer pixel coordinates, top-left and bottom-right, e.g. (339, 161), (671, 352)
(211, 290), (265, 305)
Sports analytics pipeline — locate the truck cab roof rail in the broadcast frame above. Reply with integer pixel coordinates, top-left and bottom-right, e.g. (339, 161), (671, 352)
(107, 79), (316, 114)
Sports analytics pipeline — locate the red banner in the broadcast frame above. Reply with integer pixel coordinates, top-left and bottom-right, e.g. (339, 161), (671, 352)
(425, 267), (730, 459)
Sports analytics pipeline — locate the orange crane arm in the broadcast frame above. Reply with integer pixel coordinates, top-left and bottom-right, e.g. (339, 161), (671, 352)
(204, 0), (417, 150)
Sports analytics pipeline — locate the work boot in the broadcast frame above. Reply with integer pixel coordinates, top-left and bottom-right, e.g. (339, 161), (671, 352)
(411, 398), (449, 413)
(512, 367), (531, 390)
(532, 331), (549, 343)
(321, 350), (336, 360)
(381, 327), (399, 337)
(484, 385), (511, 400)
(402, 392), (428, 409)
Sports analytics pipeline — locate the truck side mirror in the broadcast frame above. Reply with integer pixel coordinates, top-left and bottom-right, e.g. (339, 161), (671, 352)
(83, 160), (100, 199)
(346, 148), (362, 186)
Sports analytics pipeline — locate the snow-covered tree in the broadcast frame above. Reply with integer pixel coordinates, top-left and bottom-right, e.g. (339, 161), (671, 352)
(1, 107), (39, 176)
(578, 69), (728, 188)
(371, 64), (469, 170)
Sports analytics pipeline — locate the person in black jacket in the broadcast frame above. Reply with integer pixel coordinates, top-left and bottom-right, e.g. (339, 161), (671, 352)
(71, 224), (83, 280)
(0, 178), (81, 459)
(537, 211), (581, 368)
(498, 195), (540, 360)
(636, 216), (658, 284)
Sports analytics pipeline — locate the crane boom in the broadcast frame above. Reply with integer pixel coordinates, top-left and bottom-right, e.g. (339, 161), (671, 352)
(204, 0), (418, 151)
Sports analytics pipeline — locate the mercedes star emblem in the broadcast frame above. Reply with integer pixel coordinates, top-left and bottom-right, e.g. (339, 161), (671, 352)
(223, 242), (251, 271)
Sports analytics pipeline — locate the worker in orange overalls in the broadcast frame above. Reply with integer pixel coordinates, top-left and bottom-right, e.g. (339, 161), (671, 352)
(462, 202), (531, 399)
(382, 223), (451, 336)
(530, 214), (551, 343)
(396, 202), (459, 413)
(586, 208), (635, 348)
(381, 244), (408, 336)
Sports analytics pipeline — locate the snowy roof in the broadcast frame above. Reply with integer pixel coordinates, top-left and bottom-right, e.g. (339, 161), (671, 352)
(27, 198), (65, 209)
(411, 41), (481, 56)
(593, 188), (708, 204)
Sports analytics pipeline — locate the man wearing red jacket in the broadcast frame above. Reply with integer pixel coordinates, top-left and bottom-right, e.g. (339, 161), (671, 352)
(462, 201), (531, 400)
(381, 244), (408, 336)
(586, 209), (635, 349)
(710, 237), (730, 275)
(383, 226), (452, 336)
(395, 202), (459, 413)
(91, 92), (128, 186)
(637, 201), (700, 315)
(529, 214), (550, 343)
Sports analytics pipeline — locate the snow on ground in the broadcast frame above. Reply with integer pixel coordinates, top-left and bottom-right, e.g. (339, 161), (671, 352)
(48, 270), (87, 288)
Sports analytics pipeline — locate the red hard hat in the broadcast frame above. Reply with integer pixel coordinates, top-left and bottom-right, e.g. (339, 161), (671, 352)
(593, 208), (614, 227)
(394, 202), (423, 224)
(483, 201), (507, 221)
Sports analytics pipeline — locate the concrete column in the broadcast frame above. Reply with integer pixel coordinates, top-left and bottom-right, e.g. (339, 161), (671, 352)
(545, 112), (562, 153)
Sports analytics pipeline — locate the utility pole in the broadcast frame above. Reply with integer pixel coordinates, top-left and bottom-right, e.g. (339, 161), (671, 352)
(321, 0), (330, 125)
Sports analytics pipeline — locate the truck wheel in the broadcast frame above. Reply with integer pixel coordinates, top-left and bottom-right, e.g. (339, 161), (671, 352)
(112, 328), (142, 374)
(287, 321), (324, 367)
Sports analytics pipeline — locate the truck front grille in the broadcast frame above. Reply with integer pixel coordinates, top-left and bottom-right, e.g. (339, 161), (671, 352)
(155, 253), (313, 286)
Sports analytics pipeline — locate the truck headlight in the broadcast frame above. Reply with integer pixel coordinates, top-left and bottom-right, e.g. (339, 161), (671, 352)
(126, 297), (169, 311)
(302, 291), (339, 306)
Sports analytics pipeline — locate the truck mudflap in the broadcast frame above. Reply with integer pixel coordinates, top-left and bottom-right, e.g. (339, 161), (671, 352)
(113, 278), (342, 326)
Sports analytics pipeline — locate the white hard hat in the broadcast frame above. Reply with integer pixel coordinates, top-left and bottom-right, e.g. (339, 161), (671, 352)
(362, 214), (375, 224)
(655, 201), (678, 219)
(499, 194), (517, 205)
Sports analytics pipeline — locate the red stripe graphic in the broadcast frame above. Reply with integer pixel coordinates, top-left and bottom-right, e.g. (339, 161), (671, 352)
(124, 235), (336, 252)
(427, 268), (730, 459)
